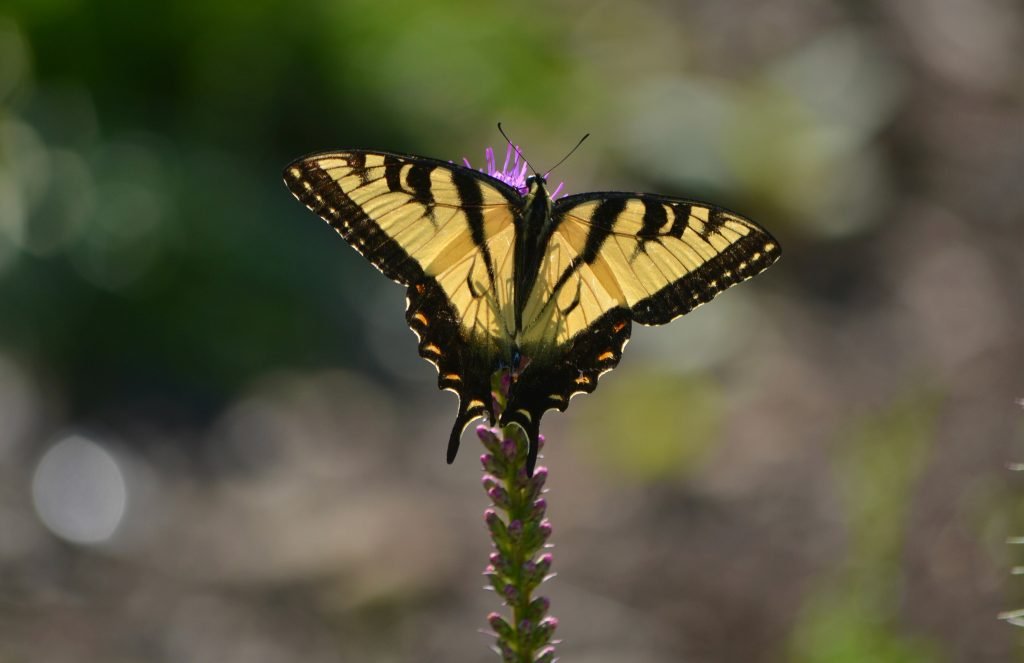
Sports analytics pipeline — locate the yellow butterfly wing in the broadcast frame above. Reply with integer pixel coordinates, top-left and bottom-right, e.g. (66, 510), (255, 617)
(502, 193), (780, 463)
(283, 151), (524, 459)
(551, 194), (780, 322)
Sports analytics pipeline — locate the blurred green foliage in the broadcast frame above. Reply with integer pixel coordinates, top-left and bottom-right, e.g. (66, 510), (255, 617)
(791, 391), (942, 663)
(582, 370), (722, 479)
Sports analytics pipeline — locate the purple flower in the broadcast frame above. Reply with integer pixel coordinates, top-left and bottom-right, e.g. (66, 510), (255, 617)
(463, 144), (566, 198)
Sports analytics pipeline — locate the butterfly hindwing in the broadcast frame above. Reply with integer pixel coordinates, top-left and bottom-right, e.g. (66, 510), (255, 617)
(405, 279), (495, 462)
(502, 308), (632, 474)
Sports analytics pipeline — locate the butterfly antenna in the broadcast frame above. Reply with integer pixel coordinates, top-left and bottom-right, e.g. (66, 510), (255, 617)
(547, 132), (590, 174)
(497, 122), (538, 175)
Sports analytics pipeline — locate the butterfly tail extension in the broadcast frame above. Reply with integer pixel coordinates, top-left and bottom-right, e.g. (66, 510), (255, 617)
(447, 399), (492, 463)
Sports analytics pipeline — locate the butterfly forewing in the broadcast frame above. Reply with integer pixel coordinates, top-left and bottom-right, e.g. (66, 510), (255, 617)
(551, 193), (781, 325)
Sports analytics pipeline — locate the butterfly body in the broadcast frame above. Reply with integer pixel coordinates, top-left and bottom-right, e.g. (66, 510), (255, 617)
(512, 175), (556, 338)
(284, 148), (780, 474)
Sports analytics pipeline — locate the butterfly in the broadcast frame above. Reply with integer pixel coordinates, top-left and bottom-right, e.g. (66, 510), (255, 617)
(283, 145), (780, 475)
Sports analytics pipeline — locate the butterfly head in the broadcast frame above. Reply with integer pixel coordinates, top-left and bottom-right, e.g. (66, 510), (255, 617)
(525, 173), (548, 195)
(522, 173), (555, 218)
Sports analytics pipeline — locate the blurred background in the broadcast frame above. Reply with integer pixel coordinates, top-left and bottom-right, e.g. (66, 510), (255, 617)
(1, 1), (1022, 661)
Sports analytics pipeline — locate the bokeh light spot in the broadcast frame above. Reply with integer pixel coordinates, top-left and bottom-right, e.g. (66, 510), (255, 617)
(32, 434), (127, 545)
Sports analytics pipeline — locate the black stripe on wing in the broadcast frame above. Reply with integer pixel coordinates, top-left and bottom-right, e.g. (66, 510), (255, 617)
(453, 169), (499, 289)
